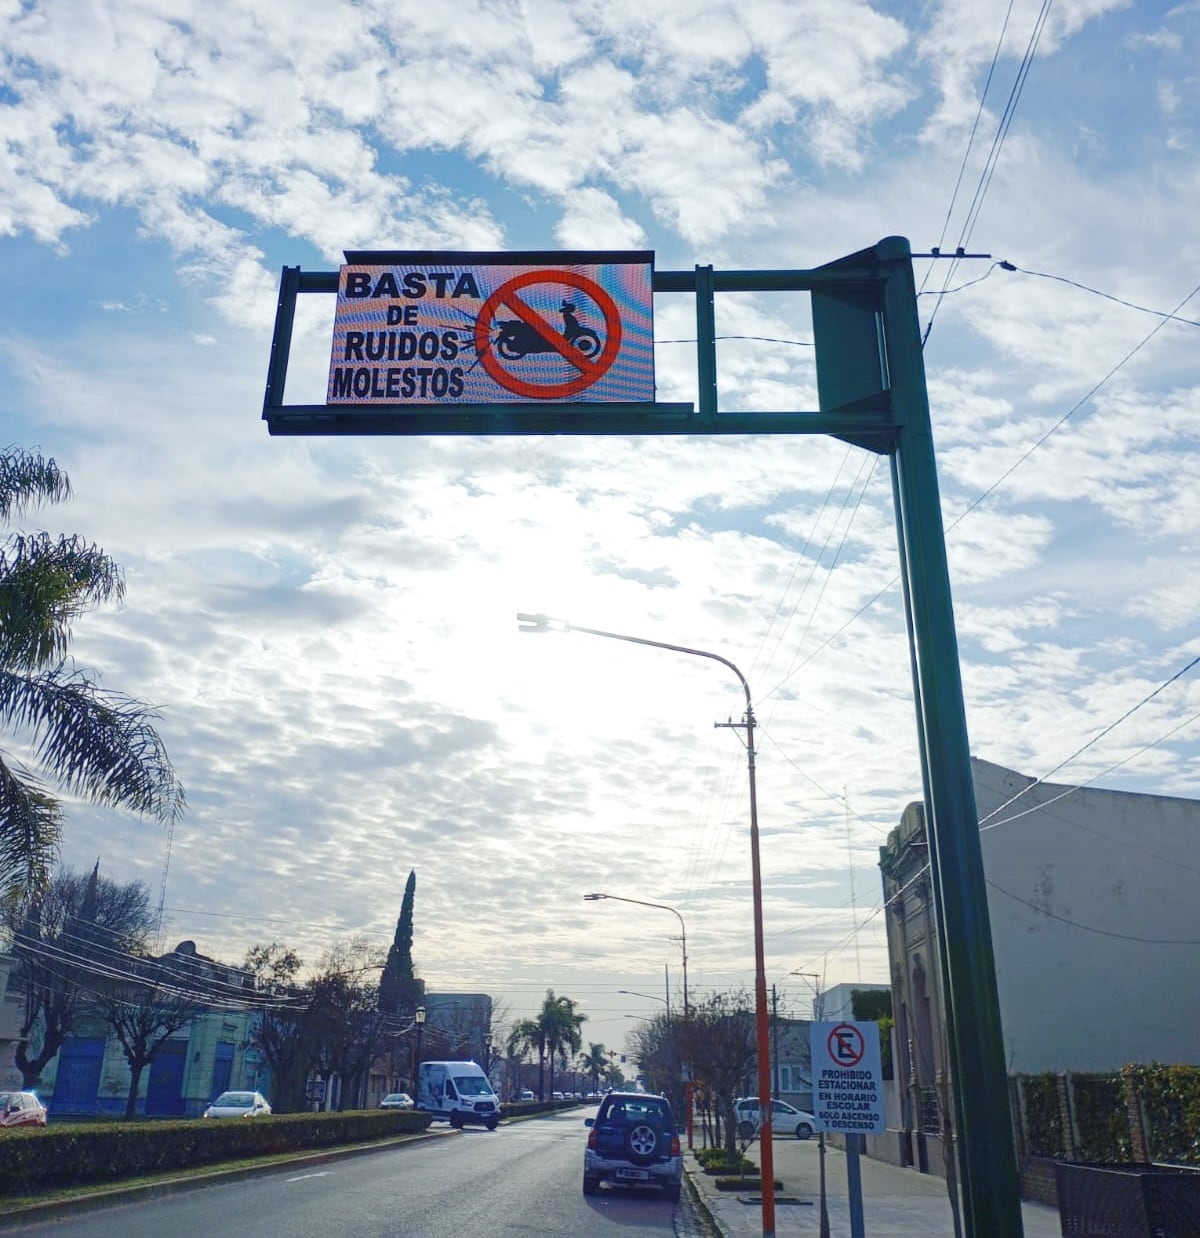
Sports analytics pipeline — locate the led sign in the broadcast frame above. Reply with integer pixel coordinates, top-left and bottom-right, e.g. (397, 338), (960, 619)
(326, 250), (655, 405)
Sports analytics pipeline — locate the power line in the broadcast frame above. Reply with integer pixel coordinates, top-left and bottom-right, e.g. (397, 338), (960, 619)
(977, 652), (1200, 828)
(923, 0), (1055, 344)
(919, 0), (1017, 298)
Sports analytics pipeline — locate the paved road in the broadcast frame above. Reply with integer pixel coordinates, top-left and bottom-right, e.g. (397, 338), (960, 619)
(9, 1109), (713, 1237)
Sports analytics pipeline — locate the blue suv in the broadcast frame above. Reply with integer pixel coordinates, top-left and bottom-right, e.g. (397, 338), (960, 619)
(583, 1091), (682, 1201)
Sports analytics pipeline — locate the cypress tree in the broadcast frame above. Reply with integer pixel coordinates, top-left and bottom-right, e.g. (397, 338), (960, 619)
(378, 869), (424, 1014)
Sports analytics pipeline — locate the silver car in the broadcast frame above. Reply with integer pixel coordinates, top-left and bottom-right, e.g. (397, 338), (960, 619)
(379, 1092), (414, 1110)
(583, 1091), (682, 1201)
(202, 1090), (272, 1119)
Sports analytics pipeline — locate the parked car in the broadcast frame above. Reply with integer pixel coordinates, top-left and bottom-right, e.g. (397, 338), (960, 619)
(379, 1092), (414, 1110)
(583, 1090), (682, 1201)
(733, 1096), (815, 1139)
(518, 1089), (536, 1102)
(0, 1091), (47, 1128)
(202, 1090), (272, 1119)
(551, 1090), (564, 1100)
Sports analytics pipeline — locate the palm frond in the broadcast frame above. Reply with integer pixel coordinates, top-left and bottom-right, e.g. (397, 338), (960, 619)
(0, 668), (186, 824)
(0, 448), (70, 523)
(0, 753), (61, 909)
(0, 534), (126, 669)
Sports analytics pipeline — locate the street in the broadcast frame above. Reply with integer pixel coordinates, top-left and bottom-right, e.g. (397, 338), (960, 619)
(9, 1109), (714, 1237)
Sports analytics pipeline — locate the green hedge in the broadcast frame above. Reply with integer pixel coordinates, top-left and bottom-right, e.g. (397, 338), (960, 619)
(1124, 1063), (1200, 1165)
(1073, 1074), (1131, 1162)
(1014, 1067), (1200, 1166)
(0, 1109), (431, 1195)
(696, 1147), (755, 1174)
(1021, 1073), (1065, 1159)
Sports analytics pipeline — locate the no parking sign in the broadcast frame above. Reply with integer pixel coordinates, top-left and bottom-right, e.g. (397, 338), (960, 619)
(809, 1020), (886, 1134)
(327, 250), (655, 405)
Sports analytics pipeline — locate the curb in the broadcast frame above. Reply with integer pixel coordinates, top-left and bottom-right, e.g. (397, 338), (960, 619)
(0, 1127), (459, 1230)
(683, 1154), (733, 1238)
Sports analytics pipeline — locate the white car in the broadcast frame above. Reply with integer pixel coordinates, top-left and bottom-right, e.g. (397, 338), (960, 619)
(202, 1090), (272, 1119)
(380, 1092), (414, 1110)
(734, 1096), (815, 1139)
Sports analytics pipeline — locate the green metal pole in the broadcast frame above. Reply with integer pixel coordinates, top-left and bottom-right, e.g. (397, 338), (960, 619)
(694, 264), (718, 424)
(877, 236), (1023, 1236)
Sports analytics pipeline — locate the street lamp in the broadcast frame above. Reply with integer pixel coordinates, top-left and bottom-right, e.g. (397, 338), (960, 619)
(412, 1005), (426, 1085)
(584, 893), (689, 1018)
(521, 612), (777, 1237)
(619, 987), (670, 1019)
(618, 989), (667, 1004)
(789, 971), (823, 1020)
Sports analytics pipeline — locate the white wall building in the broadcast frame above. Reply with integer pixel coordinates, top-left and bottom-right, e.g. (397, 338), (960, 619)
(877, 756), (1200, 1176)
(971, 757), (1200, 1072)
(882, 756), (1200, 1078)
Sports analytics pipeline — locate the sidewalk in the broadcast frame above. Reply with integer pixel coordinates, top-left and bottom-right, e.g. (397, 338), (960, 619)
(684, 1136), (1062, 1237)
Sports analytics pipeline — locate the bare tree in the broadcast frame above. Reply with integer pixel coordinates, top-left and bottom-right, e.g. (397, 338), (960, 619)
(677, 991), (757, 1156)
(243, 941), (309, 1113)
(305, 937), (390, 1110)
(99, 954), (206, 1119)
(7, 863), (153, 1087)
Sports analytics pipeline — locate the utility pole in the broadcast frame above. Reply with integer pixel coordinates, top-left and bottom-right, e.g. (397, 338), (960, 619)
(771, 985), (780, 1098)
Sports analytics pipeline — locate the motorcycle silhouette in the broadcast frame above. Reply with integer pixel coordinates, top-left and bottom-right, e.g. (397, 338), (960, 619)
(493, 301), (602, 360)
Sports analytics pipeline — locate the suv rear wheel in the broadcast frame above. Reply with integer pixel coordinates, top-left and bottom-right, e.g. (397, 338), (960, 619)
(626, 1122), (659, 1165)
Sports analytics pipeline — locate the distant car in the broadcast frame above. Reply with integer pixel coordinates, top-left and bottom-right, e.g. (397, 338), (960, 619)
(202, 1090), (272, 1119)
(380, 1092), (414, 1110)
(733, 1096), (815, 1140)
(519, 1089), (536, 1102)
(551, 1090), (565, 1100)
(583, 1090), (682, 1202)
(0, 1091), (47, 1128)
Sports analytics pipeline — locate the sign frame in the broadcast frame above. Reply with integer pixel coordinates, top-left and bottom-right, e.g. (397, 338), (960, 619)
(263, 255), (896, 451)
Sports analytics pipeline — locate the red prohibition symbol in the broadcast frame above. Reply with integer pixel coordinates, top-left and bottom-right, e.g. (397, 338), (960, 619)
(474, 269), (623, 400)
(827, 1022), (867, 1067)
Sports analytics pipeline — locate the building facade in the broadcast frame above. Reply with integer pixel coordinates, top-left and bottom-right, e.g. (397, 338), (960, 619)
(32, 940), (261, 1118)
(878, 756), (1200, 1171)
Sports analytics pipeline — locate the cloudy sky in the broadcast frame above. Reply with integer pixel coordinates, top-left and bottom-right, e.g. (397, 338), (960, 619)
(3, 0), (1198, 1052)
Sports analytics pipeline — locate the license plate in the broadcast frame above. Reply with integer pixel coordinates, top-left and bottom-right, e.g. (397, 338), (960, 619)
(616, 1169), (649, 1181)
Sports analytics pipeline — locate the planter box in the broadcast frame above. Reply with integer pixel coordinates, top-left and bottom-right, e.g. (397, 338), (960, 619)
(1054, 1161), (1200, 1238)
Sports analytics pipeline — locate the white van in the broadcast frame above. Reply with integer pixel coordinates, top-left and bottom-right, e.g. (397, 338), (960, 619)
(417, 1060), (501, 1130)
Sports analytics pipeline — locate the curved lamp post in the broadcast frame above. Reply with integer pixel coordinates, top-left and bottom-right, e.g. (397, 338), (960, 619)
(519, 612), (776, 1237)
(619, 986), (670, 1019)
(585, 893), (688, 1019)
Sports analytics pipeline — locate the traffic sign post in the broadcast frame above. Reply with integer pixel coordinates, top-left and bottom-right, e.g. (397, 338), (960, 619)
(262, 238), (1026, 1238)
(811, 1020), (885, 1238)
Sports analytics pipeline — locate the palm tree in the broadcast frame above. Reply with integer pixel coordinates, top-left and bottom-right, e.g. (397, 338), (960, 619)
(579, 1042), (609, 1094)
(541, 990), (586, 1098)
(506, 1016), (546, 1099)
(0, 447), (185, 906)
